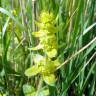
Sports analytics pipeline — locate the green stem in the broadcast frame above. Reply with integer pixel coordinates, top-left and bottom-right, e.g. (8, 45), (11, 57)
(36, 77), (43, 96)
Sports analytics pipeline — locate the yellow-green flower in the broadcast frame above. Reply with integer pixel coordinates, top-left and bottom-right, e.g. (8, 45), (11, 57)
(25, 11), (60, 86)
(11, 10), (17, 16)
(25, 54), (60, 86)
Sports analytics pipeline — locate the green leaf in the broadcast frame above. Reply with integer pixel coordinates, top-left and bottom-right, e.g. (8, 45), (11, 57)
(23, 84), (35, 94)
(32, 31), (46, 37)
(39, 89), (49, 96)
(28, 44), (43, 50)
(0, 7), (24, 29)
(2, 17), (10, 37)
(25, 66), (41, 77)
(33, 54), (44, 65)
(43, 74), (56, 86)
(53, 59), (60, 67)
(41, 89), (49, 96)
(46, 49), (57, 58)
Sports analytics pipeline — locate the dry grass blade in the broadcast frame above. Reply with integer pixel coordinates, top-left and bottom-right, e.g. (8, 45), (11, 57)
(56, 36), (96, 70)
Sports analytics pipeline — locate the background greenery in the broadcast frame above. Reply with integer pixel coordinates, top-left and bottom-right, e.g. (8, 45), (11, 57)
(0, 0), (96, 96)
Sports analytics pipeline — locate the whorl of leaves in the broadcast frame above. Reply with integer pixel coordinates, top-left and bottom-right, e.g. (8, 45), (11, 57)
(25, 11), (60, 86)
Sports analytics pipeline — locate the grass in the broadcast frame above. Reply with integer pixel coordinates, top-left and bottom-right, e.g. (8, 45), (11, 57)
(0, 0), (96, 96)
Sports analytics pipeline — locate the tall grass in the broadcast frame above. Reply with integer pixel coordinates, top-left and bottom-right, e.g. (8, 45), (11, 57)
(0, 0), (96, 95)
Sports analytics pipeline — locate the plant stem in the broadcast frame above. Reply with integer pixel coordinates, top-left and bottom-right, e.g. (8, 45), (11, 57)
(56, 36), (96, 70)
(32, 0), (36, 32)
(36, 77), (43, 96)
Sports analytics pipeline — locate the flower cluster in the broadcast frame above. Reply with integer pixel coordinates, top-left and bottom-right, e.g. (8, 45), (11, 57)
(25, 11), (60, 86)
(32, 12), (58, 58)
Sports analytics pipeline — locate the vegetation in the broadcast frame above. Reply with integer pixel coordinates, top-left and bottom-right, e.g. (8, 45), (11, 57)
(0, 0), (96, 96)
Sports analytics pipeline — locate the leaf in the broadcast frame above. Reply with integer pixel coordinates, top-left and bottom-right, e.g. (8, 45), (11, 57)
(32, 31), (46, 37)
(45, 23), (58, 33)
(33, 54), (44, 65)
(46, 49), (57, 58)
(25, 66), (41, 77)
(53, 59), (60, 67)
(0, 7), (24, 29)
(41, 89), (49, 96)
(23, 84), (35, 94)
(41, 58), (60, 74)
(28, 44), (43, 50)
(2, 17), (10, 37)
(33, 54), (47, 67)
(39, 89), (49, 96)
(43, 74), (56, 86)
(25, 89), (49, 96)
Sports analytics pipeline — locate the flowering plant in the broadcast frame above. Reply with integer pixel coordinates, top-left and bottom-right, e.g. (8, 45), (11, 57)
(25, 11), (60, 86)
